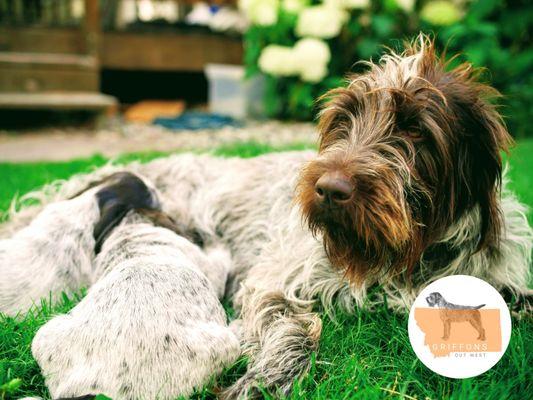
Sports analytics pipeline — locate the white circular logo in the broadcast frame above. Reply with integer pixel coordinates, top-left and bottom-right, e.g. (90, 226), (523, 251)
(408, 275), (511, 379)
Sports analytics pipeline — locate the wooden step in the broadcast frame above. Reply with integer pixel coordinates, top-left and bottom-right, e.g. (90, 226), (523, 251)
(0, 92), (117, 110)
(0, 52), (100, 93)
(0, 27), (87, 55)
(0, 52), (97, 69)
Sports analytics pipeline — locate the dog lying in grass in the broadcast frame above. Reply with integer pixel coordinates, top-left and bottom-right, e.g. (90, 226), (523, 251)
(3, 172), (240, 399)
(1, 35), (531, 398)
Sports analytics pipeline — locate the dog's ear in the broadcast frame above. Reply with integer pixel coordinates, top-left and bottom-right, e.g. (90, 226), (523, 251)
(93, 172), (161, 254)
(94, 201), (131, 254)
(413, 37), (512, 251)
(439, 64), (511, 251)
(317, 86), (363, 151)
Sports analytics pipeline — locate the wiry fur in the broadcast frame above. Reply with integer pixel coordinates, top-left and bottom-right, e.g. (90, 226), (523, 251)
(0, 35), (531, 398)
(298, 36), (512, 285)
(32, 210), (240, 399)
(0, 187), (100, 315)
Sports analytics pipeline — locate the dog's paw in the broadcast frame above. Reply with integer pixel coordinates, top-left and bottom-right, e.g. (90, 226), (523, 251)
(220, 373), (264, 400)
(503, 288), (533, 318)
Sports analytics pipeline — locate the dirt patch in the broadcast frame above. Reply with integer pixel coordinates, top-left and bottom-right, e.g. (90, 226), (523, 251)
(0, 120), (317, 162)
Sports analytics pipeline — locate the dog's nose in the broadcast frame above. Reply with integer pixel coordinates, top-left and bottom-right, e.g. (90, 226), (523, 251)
(315, 172), (354, 204)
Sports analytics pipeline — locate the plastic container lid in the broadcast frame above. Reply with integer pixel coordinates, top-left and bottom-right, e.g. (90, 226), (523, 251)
(205, 63), (244, 80)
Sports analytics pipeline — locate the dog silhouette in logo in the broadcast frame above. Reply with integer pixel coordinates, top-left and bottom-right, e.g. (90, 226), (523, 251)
(426, 292), (486, 341)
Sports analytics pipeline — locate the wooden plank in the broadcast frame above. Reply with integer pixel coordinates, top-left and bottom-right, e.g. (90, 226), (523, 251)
(84, 0), (100, 57)
(0, 27), (85, 54)
(0, 52), (97, 69)
(0, 92), (117, 110)
(0, 66), (99, 92)
(101, 32), (243, 71)
(0, 28), (243, 72)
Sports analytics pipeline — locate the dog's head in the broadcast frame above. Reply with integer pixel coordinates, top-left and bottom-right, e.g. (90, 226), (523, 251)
(296, 35), (511, 285)
(426, 292), (444, 307)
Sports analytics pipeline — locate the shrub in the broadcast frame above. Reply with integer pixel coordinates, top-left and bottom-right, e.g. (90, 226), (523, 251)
(241, 0), (532, 137)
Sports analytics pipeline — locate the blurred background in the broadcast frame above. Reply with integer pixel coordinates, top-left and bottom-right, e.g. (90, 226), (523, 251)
(0, 0), (531, 161)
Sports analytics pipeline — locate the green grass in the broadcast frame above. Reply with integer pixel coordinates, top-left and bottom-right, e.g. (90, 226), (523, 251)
(1, 139), (532, 400)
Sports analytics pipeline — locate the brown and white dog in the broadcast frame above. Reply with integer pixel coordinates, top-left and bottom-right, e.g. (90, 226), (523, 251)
(297, 37), (511, 286)
(0, 35), (531, 399)
(426, 292), (486, 340)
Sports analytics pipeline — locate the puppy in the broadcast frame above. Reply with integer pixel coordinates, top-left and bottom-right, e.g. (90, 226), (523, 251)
(0, 172), (161, 316)
(32, 208), (240, 399)
(426, 292), (486, 341)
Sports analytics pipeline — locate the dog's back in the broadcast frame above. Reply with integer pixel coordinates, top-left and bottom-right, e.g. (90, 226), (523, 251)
(446, 302), (486, 310)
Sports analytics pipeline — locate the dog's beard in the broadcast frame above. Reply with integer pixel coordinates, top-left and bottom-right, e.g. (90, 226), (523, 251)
(297, 163), (425, 285)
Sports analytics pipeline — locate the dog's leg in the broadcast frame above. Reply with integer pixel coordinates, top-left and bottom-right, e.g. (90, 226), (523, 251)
(222, 290), (321, 399)
(442, 320), (451, 340)
(470, 314), (486, 341)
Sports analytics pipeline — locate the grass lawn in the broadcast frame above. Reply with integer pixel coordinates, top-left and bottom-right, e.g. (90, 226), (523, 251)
(0, 139), (532, 400)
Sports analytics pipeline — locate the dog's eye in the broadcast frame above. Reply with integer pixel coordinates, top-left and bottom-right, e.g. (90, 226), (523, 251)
(404, 130), (424, 141)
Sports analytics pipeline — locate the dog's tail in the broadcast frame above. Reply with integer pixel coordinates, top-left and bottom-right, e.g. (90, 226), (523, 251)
(474, 304), (486, 309)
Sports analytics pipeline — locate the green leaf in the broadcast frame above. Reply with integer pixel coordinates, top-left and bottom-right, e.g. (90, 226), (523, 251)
(383, 0), (400, 13)
(323, 76), (345, 90)
(440, 24), (468, 41)
(467, 0), (501, 20)
(371, 15), (396, 38)
(357, 38), (380, 59)
(346, 20), (362, 37)
(0, 378), (22, 394)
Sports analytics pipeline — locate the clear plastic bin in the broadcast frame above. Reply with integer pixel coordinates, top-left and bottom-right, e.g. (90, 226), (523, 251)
(204, 64), (264, 119)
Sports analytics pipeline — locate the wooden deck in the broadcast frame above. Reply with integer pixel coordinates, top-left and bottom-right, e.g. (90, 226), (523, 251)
(0, 0), (243, 110)
(0, 92), (117, 110)
(1, 27), (243, 72)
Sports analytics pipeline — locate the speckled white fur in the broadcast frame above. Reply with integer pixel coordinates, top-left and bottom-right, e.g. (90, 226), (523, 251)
(32, 211), (240, 399)
(0, 187), (100, 316)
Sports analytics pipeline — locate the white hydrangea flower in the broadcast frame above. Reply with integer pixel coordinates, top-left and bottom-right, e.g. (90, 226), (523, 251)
(323, 0), (342, 8)
(293, 38), (331, 65)
(342, 0), (370, 9)
(420, 0), (461, 26)
(239, 0), (279, 26)
(258, 39), (331, 83)
(300, 63), (328, 83)
(258, 45), (298, 77)
(293, 38), (331, 83)
(324, 0), (369, 9)
(238, 0), (253, 14)
(282, 0), (309, 13)
(396, 0), (415, 12)
(295, 5), (347, 38)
